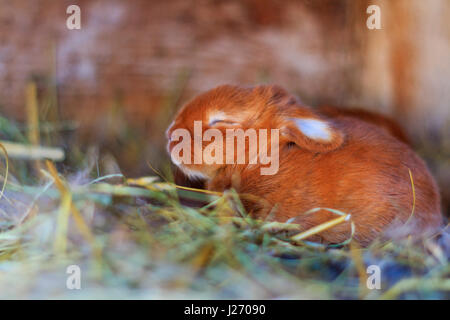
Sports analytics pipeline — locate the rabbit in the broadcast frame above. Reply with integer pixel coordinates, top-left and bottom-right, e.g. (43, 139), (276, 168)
(166, 84), (442, 246)
(172, 104), (410, 187)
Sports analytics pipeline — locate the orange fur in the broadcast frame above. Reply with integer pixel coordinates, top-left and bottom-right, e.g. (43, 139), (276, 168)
(318, 105), (411, 145)
(166, 85), (442, 246)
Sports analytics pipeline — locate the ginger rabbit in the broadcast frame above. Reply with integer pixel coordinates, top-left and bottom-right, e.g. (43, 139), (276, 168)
(166, 85), (442, 246)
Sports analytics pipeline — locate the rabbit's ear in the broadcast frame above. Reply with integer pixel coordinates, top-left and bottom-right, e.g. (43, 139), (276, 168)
(280, 116), (345, 152)
(261, 85), (345, 152)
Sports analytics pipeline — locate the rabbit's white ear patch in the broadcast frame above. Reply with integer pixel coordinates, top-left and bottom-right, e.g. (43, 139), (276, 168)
(281, 116), (344, 152)
(292, 118), (332, 141)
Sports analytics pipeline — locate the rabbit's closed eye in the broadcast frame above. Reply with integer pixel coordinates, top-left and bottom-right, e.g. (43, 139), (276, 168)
(208, 112), (238, 126)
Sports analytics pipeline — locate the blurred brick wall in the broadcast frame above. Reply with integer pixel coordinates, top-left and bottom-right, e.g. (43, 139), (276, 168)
(1, 0), (449, 129)
(0, 0), (364, 127)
